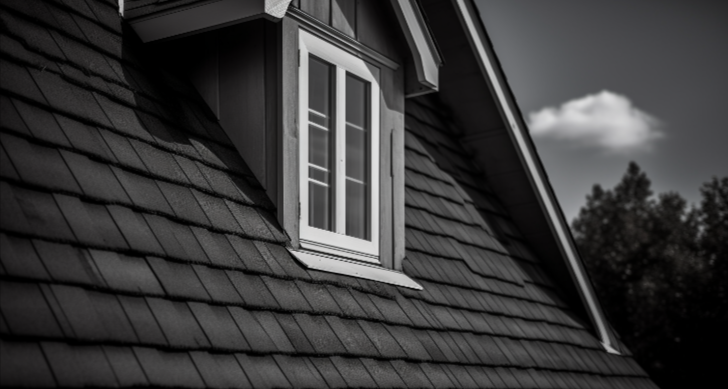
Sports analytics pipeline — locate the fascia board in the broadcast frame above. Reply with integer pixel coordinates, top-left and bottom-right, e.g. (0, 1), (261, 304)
(452, 0), (620, 354)
(391, 0), (442, 92)
(128, 0), (292, 43)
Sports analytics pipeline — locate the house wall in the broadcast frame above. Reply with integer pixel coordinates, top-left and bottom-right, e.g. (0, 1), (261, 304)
(153, 20), (278, 217)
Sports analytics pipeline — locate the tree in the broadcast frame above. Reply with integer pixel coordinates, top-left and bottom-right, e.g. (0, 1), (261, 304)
(696, 177), (728, 311)
(572, 162), (727, 389)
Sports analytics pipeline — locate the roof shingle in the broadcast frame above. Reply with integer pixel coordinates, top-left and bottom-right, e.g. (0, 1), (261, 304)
(0, 0), (654, 387)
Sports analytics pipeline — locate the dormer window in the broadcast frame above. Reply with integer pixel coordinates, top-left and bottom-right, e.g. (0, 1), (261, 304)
(286, 25), (420, 290)
(150, 6), (424, 289)
(298, 30), (380, 262)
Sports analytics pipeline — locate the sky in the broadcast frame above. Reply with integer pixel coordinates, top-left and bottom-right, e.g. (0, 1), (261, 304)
(475, 0), (728, 221)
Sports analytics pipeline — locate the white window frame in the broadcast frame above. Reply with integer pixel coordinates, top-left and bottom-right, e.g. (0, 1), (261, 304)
(298, 30), (381, 263)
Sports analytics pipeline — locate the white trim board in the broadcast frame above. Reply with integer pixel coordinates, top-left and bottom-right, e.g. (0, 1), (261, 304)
(453, 0), (619, 355)
(289, 249), (423, 290)
(128, 0), (292, 43)
(287, 7), (400, 71)
(390, 0), (442, 91)
(298, 29), (381, 261)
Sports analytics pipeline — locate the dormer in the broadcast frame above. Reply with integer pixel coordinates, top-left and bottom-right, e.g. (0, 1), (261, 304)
(0, 0), (664, 381)
(124, 0), (623, 353)
(133, 1), (441, 289)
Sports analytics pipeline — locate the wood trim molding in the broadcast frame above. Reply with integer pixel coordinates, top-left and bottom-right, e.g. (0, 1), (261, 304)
(128, 0), (292, 43)
(289, 249), (423, 290)
(390, 0), (441, 93)
(286, 7), (400, 71)
(452, 0), (620, 355)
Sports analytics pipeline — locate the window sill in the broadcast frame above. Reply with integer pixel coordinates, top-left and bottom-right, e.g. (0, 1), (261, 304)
(288, 249), (423, 290)
(299, 238), (378, 264)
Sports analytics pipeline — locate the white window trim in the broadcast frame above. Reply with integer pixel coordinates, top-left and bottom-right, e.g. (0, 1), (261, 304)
(298, 29), (381, 263)
(291, 250), (423, 290)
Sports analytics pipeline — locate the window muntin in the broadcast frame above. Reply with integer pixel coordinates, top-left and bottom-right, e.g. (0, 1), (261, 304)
(298, 30), (380, 262)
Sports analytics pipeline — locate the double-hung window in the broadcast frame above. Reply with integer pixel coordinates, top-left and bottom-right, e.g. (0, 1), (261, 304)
(298, 30), (380, 263)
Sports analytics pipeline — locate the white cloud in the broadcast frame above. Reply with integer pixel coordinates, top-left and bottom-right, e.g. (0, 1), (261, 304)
(527, 91), (663, 153)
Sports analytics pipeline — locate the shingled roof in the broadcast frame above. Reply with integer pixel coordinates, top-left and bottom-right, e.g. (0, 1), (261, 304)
(0, 0), (657, 387)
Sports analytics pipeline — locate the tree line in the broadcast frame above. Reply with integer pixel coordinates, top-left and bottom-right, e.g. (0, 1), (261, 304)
(572, 162), (727, 389)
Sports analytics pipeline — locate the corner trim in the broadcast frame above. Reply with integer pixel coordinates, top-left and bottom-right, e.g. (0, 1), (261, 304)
(391, 0), (441, 91)
(289, 249), (423, 290)
(453, 0), (619, 355)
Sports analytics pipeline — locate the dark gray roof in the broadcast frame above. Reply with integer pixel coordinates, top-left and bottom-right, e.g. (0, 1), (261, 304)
(0, 0), (656, 387)
(124, 0), (206, 19)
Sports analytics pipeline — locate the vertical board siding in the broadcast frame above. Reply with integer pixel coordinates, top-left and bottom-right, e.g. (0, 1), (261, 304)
(356, 0), (403, 62)
(184, 33), (220, 118)
(300, 0), (331, 25)
(279, 18), (301, 247)
(331, 0), (357, 38)
(265, 21), (280, 206)
(219, 21), (267, 188)
(379, 65), (405, 269)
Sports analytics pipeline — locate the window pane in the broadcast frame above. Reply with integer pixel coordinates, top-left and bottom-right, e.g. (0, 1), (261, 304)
(309, 182), (331, 231)
(346, 75), (367, 128)
(346, 125), (366, 181)
(309, 58), (331, 126)
(309, 125), (330, 169)
(346, 179), (368, 240)
(345, 74), (369, 240)
(309, 166), (330, 184)
(308, 57), (334, 231)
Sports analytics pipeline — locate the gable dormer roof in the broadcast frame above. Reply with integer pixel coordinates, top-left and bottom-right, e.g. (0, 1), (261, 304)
(124, 0), (441, 94)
